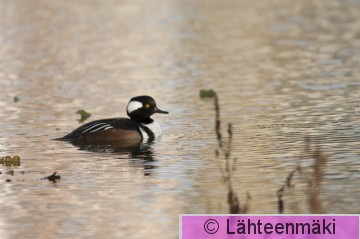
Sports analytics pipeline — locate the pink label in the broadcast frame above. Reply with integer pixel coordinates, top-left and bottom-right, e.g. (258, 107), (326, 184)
(181, 215), (359, 239)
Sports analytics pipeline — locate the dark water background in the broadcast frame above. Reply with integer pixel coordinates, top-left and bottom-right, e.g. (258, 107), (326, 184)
(1, 0), (359, 238)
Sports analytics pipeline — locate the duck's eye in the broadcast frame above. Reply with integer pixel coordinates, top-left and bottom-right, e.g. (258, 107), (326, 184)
(145, 104), (150, 108)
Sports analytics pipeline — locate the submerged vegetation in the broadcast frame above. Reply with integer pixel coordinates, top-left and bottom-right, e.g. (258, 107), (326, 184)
(201, 89), (250, 214)
(0, 155), (60, 183)
(277, 137), (328, 214)
(202, 89), (328, 214)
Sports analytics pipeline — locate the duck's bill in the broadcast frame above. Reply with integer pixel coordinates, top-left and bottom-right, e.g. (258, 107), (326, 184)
(154, 107), (169, 114)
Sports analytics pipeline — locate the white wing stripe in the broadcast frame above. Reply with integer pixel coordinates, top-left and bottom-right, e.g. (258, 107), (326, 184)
(90, 125), (114, 132)
(82, 123), (108, 133)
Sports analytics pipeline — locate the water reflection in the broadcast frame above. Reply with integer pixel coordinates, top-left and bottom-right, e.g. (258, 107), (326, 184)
(1, 0), (360, 238)
(68, 140), (157, 176)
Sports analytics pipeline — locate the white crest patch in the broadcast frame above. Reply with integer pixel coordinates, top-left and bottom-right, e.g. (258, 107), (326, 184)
(126, 101), (142, 114)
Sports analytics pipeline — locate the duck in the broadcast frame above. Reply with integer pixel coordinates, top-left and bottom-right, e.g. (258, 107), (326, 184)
(56, 95), (168, 144)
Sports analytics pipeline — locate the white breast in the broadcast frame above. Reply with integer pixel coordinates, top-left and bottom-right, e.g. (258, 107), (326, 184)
(140, 121), (162, 140)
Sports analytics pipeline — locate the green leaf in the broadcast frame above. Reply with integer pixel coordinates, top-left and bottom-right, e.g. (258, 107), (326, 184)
(0, 156), (21, 166)
(76, 109), (91, 123)
(200, 89), (217, 98)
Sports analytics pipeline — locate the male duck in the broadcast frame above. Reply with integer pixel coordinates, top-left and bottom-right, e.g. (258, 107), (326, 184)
(56, 95), (168, 144)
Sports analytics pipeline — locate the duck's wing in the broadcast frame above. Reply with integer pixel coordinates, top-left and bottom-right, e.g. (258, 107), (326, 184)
(55, 118), (140, 141)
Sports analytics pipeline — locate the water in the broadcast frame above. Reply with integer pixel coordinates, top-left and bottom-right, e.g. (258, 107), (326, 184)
(1, 0), (359, 238)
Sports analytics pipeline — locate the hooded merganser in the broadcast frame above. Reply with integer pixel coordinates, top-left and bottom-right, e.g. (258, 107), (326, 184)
(56, 96), (168, 144)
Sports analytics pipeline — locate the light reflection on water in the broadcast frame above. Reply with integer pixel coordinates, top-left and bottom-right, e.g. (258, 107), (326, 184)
(1, 0), (360, 238)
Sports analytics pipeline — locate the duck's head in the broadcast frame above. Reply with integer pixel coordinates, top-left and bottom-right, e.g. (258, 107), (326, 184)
(126, 95), (168, 123)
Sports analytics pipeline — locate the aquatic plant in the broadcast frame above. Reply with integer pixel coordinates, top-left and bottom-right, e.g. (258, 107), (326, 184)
(307, 143), (327, 213)
(41, 172), (61, 182)
(76, 109), (91, 123)
(200, 89), (216, 98)
(0, 155), (21, 166)
(277, 137), (327, 213)
(201, 89), (249, 214)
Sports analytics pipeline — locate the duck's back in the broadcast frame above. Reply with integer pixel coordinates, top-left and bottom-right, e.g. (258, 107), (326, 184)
(56, 118), (143, 143)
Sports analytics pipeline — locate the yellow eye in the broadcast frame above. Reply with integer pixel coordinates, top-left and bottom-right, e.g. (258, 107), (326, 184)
(145, 104), (150, 108)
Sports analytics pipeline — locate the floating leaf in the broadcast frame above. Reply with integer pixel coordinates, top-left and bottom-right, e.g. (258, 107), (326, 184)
(12, 156), (21, 166)
(76, 109), (91, 123)
(0, 156), (21, 166)
(200, 89), (216, 98)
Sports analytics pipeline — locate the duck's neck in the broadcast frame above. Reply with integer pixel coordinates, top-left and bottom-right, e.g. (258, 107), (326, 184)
(132, 117), (154, 124)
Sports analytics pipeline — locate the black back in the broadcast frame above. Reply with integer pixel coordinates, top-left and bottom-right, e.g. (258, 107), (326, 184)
(56, 118), (141, 141)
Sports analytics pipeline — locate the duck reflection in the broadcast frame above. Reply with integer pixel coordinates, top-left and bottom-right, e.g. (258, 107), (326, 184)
(68, 139), (157, 176)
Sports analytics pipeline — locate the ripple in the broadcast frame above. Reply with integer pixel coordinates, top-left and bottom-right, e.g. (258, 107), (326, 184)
(0, 0), (359, 238)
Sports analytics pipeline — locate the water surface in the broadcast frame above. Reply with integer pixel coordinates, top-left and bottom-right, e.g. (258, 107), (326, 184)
(0, 0), (359, 238)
